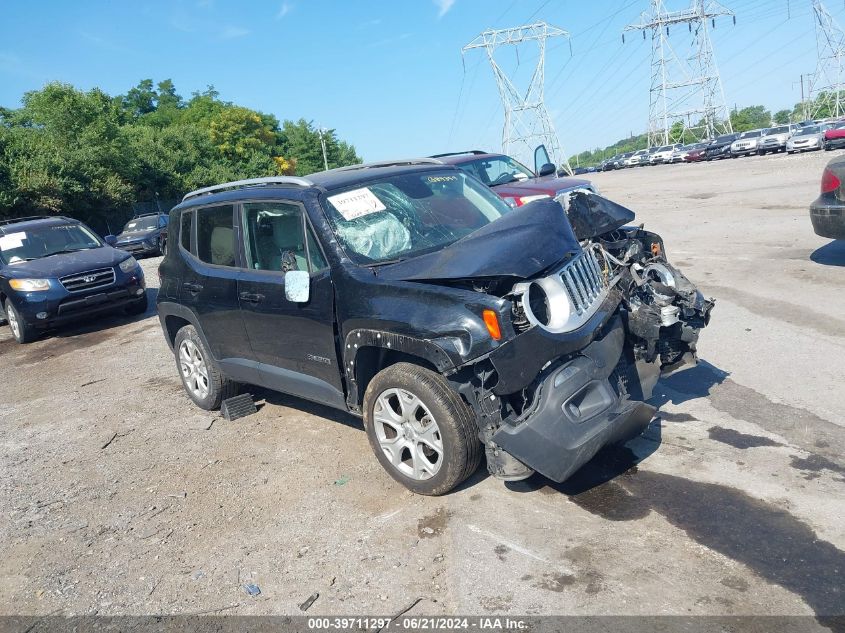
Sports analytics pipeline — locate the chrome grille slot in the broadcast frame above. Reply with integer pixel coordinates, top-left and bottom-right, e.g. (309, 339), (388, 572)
(559, 249), (606, 316)
(60, 268), (115, 293)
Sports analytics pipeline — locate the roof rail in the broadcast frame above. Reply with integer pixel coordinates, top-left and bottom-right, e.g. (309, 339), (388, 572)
(182, 176), (314, 202)
(428, 150), (488, 158)
(332, 159), (445, 172)
(0, 215), (60, 227)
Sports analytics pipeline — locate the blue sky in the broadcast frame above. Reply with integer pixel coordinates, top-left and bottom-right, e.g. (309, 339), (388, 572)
(1, 0), (841, 165)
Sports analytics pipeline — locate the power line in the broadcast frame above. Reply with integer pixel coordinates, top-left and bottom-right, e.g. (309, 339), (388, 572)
(462, 22), (573, 173)
(624, 0), (735, 145)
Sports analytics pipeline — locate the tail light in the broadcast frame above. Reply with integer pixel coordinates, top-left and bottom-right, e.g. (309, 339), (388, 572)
(821, 167), (841, 194)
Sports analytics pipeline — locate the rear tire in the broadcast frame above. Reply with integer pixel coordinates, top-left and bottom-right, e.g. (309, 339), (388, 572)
(174, 325), (239, 410)
(4, 299), (37, 344)
(363, 362), (482, 496)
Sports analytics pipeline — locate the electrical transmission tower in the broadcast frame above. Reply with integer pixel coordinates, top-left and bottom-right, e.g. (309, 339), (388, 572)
(808, 0), (845, 119)
(624, 0), (734, 147)
(463, 22), (572, 174)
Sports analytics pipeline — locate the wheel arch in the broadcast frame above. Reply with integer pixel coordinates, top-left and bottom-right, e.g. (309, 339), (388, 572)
(157, 301), (211, 354)
(344, 329), (457, 411)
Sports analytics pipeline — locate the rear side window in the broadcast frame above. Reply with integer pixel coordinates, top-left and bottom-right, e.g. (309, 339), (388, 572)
(196, 205), (235, 267)
(180, 211), (192, 252)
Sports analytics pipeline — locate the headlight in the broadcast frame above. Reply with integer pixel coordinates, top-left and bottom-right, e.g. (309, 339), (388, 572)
(520, 276), (573, 331)
(119, 257), (138, 273)
(9, 278), (51, 292)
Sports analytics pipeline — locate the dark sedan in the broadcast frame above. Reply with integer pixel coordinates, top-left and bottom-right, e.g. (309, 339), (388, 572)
(704, 133), (739, 160)
(810, 157), (845, 239)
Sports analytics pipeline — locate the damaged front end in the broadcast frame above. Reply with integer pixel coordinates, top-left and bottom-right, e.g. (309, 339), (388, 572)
(453, 191), (714, 483)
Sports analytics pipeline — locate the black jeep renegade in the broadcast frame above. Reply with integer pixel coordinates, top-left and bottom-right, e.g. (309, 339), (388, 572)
(157, 161), (713, 495)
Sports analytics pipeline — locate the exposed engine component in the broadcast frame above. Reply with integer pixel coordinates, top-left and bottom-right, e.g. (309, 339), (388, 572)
(509, 191), (714, 379)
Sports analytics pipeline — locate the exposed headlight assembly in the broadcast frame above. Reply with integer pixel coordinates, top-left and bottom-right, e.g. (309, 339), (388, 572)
(9, 278), (51, 292)
(119, 256), (138, 273)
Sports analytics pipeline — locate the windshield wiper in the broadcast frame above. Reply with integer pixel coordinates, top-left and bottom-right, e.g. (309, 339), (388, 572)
(368, 258), (406, 268)
(490, 177), (520, 188)
(42, 247), (95, 258)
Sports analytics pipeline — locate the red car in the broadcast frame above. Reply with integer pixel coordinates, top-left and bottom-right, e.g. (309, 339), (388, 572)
(684, 143), (709, 162)
(823, 122), (845, 150)
(431, 146), (594, 207)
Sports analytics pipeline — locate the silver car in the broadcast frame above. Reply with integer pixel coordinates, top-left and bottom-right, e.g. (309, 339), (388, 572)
(787, 123), (833, 153)
(758, 124), (796, 155)
(730, 129), (765, 157)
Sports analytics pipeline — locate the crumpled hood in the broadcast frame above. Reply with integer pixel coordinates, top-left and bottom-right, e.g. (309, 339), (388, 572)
(3, 246), (129, 278)
(376, 199), (581, 282)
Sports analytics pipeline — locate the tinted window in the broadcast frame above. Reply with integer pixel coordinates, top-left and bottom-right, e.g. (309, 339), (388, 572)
(241, 201), (325, 273)
(180, 211), (192, 252)
(196, 205), (235, 267)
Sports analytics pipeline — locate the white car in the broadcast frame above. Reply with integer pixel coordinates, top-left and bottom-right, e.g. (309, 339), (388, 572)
(624, 149), (648, 167)
(650, 144), (682, 164)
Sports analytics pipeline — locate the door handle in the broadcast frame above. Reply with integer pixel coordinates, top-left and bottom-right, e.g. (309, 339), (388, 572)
(239, 291), (265, 303)
(182, 282), (203, 293)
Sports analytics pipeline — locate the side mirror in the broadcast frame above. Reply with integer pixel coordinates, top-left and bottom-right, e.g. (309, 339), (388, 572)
(538, 163), (556, 177)
(285, 270), (310, 303)
(104, 235), (117, 246)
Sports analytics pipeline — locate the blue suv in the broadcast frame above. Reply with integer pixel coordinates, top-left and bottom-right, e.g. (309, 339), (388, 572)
(0, 215), (147, 343)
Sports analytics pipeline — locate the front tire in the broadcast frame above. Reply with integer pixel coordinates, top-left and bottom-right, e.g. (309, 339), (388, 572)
(174, 325), (239, 410)
(363, 363), (482, 496)
(4, 299), (37, 344)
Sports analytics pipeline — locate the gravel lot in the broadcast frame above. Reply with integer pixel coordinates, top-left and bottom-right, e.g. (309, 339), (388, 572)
(1, 151), (844, 623)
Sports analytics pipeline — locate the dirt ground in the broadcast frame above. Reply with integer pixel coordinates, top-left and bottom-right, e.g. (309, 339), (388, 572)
(1, 151), (844, 624)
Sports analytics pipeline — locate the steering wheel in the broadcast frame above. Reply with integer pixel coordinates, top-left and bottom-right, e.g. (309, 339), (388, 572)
(489, 172), (517, 186)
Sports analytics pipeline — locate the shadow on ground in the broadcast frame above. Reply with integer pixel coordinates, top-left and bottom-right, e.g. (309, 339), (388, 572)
(810, 239), (845, 267)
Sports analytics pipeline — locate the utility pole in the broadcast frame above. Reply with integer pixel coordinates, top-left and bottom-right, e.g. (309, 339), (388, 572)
(317, 127), (329, 171)
(463, 22), (573, 174)
(808, 0), (845, 119)
(624, 0), (734, 147)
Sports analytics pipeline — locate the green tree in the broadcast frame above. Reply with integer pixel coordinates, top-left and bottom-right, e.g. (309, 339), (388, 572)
(124, 79), (157, 117)
(0, 79), (361, 230)
(210, 106), (277, 159)
(773, 109), (792, 125)
(730, 105), (771, 132)
(280, 119), (361, 175)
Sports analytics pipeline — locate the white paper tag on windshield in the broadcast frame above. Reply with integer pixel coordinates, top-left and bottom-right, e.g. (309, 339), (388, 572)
(328, 188), (386, 221)
(0, 232), (26, 251)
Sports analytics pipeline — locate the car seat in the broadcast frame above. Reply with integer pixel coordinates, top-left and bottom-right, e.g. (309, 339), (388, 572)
(209, 226), (235, 266)
(254, 213), (307, 272)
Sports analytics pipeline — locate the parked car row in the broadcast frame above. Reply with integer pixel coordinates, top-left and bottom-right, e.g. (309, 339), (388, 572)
(597, 119), (845, 171)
